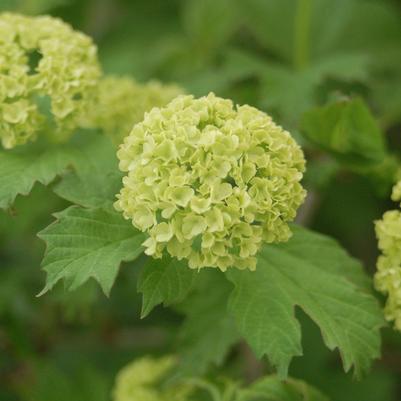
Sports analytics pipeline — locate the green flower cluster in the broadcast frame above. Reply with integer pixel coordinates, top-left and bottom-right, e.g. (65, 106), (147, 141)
(375, 181), (401, 331)
(113, 356), (192, 401)
(0, 12), (101, 148)
(87, 76), (183, 144)
(115, 93), (306, 271)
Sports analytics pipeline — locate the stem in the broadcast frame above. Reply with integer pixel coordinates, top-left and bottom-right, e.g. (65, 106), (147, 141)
(294, 0), (312, 70)
(239, 341), (265, 383)
(222, 382), (240, 401)
(186, 378), (222, 401)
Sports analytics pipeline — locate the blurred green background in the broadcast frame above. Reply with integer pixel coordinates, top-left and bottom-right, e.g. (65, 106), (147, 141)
(1, 0), (401, 400)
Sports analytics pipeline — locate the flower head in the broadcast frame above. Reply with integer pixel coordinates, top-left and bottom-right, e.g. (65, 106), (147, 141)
(113, 356), (192, 401)
(115, 93), (306, 271)
(87, 76), (183, 144)
(375, 189), (401, 330)
(0, 12), (101, 148)
(391, 180), (401, 203)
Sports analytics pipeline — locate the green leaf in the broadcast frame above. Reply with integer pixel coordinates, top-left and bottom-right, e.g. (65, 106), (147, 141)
(53, 135), (122, 208)
(313, 52), (369, 82)
(303, 157), (339, 191)
(329, 1), (401, 66)
(300, 98), (387, 168)
(226, 225), (384, 378)
(234, 0), (296, 63)
(260, 64), (319, 124)
(259, 55), (369, 125)
(372, 77), (401, 129)
(176, 270), (240, 375)
(0, 145), (74, 210)
(137, 256), (196, 318)
(23, 361), (109, 401)
(236, 375), (329, 401)
(38, 206), (145, 296)
(235, 0), (354, 64)
(236, 0), (400, 67)
(182, 0), (237, 55)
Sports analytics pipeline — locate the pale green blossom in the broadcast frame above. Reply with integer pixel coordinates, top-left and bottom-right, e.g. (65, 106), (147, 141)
(115, 93), (306, 271)
(375, 195), (401, 331)
(0, 12), (101, 148)
(391, 180), (401, 203)
(113, 356), (193, 401)
(86, 76), (183, 144)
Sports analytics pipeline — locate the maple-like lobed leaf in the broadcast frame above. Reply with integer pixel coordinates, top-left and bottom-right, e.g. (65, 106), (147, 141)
(38, 206), (145, 296)
(227, 225), (384, 378)
(236, 375), (330, 401)
(176, 270), (240, 375)
(0, 145), (75, 210)
(53, 134), (122, 209)
(138, 256), (196, 318)
(300, 98), (387, 169)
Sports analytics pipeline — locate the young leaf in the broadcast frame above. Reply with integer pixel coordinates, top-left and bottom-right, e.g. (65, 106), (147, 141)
(53, 135), (122, 208)
(313, 52), (369, 82)
(226, 225), (384, 379)
(38, 206), (145, 295)
(260, 64), (319, 125)
(182, 0), (237, 54)
(236, 0), (400, 67)
(137, 256), (196, 318)
(234, 0), (296, 62)
(259, 53), (369, 125)
(0, 145), (74, 210)
(236, 375), (329, 401)
(176, 270), (240, 375)
(300, 98), (387, 168)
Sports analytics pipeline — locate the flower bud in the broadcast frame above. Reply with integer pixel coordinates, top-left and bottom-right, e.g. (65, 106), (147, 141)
(113, 356), (192, 401)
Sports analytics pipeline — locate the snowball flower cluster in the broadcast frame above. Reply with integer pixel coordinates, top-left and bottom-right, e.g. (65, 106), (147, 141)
(115, 93), (306, 270)
(113, 356), (192, 401)
(375, 181), (401, 331)
(0, 12), (101, 148)
(87, 76), (183, 144)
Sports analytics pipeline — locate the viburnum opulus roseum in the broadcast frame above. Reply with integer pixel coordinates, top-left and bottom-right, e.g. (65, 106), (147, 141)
(0, 12), (101, 148)
(375, 180), (401, 331)
(115, 93), (306, 271)
(87, 76), (184, 144)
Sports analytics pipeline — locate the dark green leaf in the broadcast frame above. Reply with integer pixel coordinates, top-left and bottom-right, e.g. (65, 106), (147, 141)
(0, 145), (74, 210)
(182, 0), (237, 55)
(300, 98), (387, 168)
(138, 256), (196, 318)
(38, 206), (145, 295)
(227, 225), (384, 378)
(176, 270), (240, 375)
(53, 135), (122, 208)
(237, 375), (329, 401)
